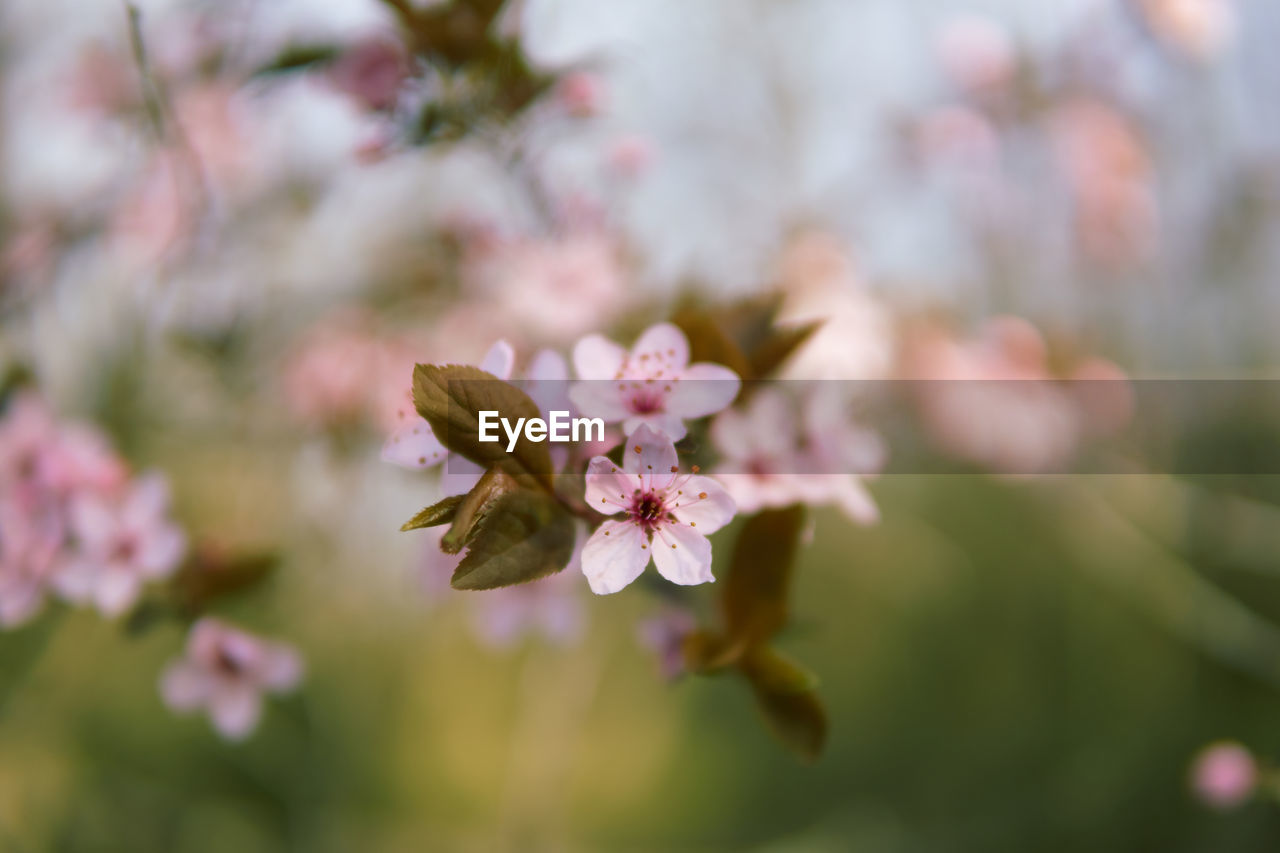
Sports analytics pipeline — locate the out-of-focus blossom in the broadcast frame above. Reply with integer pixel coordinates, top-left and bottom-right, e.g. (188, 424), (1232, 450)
(607, 134), (656, 178)
(571, 323), (740, 440)
(0, 393), (126, 506)
(916, 106), (1002, 173)
(330, 35), (412, 112)
(54, 474), (187, 617)
(903, 316), (1132, 474)
(776, 231), (895, 382)
(283, 311), (420, 433)
(0, 500), (63, 628)
(935, 16), (1017, 99)
(1189, 741), (1257, 810)
(637, 606), (696, 681)
(1138, 0), (1236, 61)
(1050, 99), (1157, 268)
(470, 558), (585, 649)
(461, 230), (631, 342)
(64, 43), (138, 117)
(581, 424), (735, 594)
(160, 618), (303, 741)
(382, 339), (515, 472)
(557, 71), (606, 117)
(712, 387), (884, 524)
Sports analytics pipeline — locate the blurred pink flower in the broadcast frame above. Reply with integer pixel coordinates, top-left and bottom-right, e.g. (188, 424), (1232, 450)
(382, 340), (514, 474)
(1189, 741), (1257, 810)
(581, 424), (735, 595)
(775, 232), (895, 382)
(1138, 0), (1236, 61)
(462, 231), (630, 342)
(0, 499), (64, 628)
(557, 71), (606, 117)
(935, 16), (1017, 99)
(330, 35), (411, 112)
(0, 394), (126, 507)
(469, 558), (585, 649)
(607, 135), (656, 178)
(283, 312), (420, 434)
(54, 473), (187, 617)
(637, 606), (696, 681)
(64, 43), (138, 116)
(160, 618), (303, 741)
(904, 316), (1132, 474)
(712, 387), (884, 524)
(1050, 99), (1157, 268)
(571, 323), (740, 440)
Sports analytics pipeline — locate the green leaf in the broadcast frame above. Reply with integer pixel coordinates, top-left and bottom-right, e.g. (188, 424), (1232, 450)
(401, 494), (466, 531)
(671, 309), (752, 379)
(722, 506), (808, 649)
(740, 647), (828, 762)
(747, 320), (823, 379)
(440, 468), (520, 554)
(412, 364), (554, 491)
(450, 489), (576, 590)
(252, 44), (341, 77)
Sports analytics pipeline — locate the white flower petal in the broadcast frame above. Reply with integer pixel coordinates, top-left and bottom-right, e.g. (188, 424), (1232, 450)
(569, 380), (632, 422)
(209, 684), (263, 741)
(572, 334), (627, 380)
(581, 520), (650, 595)
(160, 662), (211, 710)
(666, 363), (741, 419)
(669, 475), (736, 534)
(622, 411), (687, 441)
(122, 473), (171, 527)
(259, 646), (303, 692)
(138, 526), (187, 578)
(381, 419), (448, 470)
(584, 456), (634, 514)
(631, 323), (689, 372)
(651, 523), (714, 586)
(621, 423), (678, 489)
(94, 569), (140, 616)
(479, 340), (516, 379)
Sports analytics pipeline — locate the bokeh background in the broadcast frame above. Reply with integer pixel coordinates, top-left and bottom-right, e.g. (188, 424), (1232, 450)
(3, 0), (1280, 850)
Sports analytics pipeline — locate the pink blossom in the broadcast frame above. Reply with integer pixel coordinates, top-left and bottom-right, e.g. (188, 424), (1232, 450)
(557, 72), (606, 117)
(1138, 0), (1236, 61)
(1049, 99), (1157, 268)
(160, 618), (303, 741)
(382, 340), (515, 475)
(329, 35), (411, 112)
(0, 394), (125, 507)
(581, 424), (735, 595)
(904, 316), (1132, 474)
(1189, 741), (1257, 810)
(469, 559), (585, 649)
(571, 323), (740, 441)
(462, 231), (630, 342)
(0, 499), (63, 628)
(712, 387), (884, 524)
(774, 232), (895, 382)
(54, 474), (187, 617)
(935, 16), (1017, 98)
(607, 135), (656, 178)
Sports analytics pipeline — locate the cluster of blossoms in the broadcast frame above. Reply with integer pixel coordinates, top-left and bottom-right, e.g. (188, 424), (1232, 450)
(0, 392), (300, 741)
(384, 318), (894, 604)
(0, 392), (179, 623)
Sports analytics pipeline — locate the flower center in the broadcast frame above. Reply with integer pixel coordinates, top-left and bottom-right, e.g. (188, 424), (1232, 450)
(628, 490), (669, 533)
(628, 388), (665, 414)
